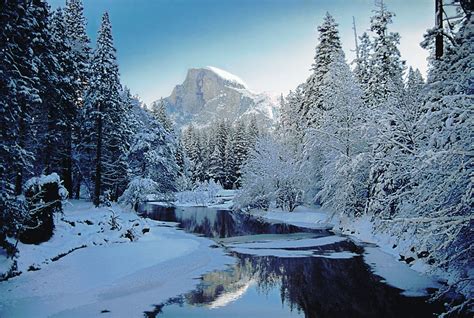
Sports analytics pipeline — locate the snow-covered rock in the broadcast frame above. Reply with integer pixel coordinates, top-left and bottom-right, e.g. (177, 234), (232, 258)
(154, 66), (279, 129)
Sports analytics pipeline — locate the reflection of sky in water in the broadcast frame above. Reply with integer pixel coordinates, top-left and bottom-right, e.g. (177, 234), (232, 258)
(158, 283), (303, 318)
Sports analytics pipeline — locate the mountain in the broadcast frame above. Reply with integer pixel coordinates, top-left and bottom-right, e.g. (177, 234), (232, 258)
(153, 66), (279, 129)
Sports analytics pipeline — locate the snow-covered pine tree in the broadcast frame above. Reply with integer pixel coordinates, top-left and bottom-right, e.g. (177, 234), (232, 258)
(301, 12), (342, 127)
(64, 0), (90, 106)
(151, 98), (173, 133)
(246, 115), (260, 148)
(223, 129), (237, 189)
(36, 7), (78, 195)
(364, 0), (408, 218)
(127, 110), (178, 194)
(175, 136), (191, 191)
(353, 32), (372, 104)
(0, 0), (46, 253)
(182, 124), (205, 182)
(307, 52), (370, 216)
(82, 12), (126, 205)
(0, 1), (45, 196)
(279, 84), (305, 151)
(64, 0), (91, 198)
(208, 145), (225, 185)
(231, 120), (249, 188)
(366, 0), (405, 108)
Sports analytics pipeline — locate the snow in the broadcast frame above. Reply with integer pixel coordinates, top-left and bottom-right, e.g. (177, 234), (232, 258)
(231, 247), (315, 258)
(0, 250), (13, 276)
(364, 247), (441, 296)
(0, 200), (234, 317)
(255, 205), (333, 229)
(206, 66), (248, 88)
(226, 234), (353, 259)
(227, 236), (346, 249)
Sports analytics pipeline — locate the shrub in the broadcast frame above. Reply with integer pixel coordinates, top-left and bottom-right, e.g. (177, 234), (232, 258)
(19, 173), (68, 244)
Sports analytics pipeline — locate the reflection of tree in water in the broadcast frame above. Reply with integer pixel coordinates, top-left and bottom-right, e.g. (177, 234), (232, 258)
(146, 253), (441, 318)
(145, 205), (329, 238)
(234, 253), (442, 318)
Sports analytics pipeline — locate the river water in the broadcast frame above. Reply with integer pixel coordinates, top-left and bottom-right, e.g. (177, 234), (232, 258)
(140, 205), (442, 318)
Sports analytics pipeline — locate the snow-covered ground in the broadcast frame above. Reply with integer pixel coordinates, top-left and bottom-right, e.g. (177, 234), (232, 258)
(0, 200), (233, 317)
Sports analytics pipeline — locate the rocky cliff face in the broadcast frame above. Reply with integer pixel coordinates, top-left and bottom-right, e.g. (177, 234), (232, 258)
(154, 66), (279, 129)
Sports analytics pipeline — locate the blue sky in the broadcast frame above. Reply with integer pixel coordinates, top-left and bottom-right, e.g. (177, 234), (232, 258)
(49, 0), (434, 105)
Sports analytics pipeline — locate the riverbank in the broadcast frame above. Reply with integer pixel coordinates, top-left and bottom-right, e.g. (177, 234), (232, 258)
(0, 200), (233, 317)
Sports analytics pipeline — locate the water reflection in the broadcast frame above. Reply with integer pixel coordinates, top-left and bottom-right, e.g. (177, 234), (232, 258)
(142, 205), (442, 318)
(142, 205), (331, 238)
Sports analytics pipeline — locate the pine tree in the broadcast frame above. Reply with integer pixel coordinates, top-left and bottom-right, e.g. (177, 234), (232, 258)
(279, 84), (305, 149)
(151, 98), (173, 133)
(83, 12), (125, 205)
(208, 146), (225, 184)
(182, 124), (205, 182)
(307, 53), (369, 215)
(127, 113), (178, 194)
(353, 32), (372, 104)
(366, 0), (405, 108)
(0, 0), (46, 252)
(0, 1), (45, 196)
(63, 0), (91, 198)
(64, 0), (90, 105)
(232, 120), (249, 187)
(246, 115), (260, 148)
(39, 7), (78, 194)
(301, 12), (342, 126)
(175, 137), (191, 190)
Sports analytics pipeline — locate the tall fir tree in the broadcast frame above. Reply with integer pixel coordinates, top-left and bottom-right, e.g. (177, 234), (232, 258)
(151, 98), (173, 133)
(64, 0), (91, 198)
(353, 32), (372, 104)
(64, 0), (90, 105)
(83, 12), (125, 205)
(301, 12), (342, 126)
(0, 0), (49, 251)
(366, 0), (405, 108)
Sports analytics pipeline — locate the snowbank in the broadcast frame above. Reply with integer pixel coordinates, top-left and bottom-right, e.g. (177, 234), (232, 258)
(0, 200), (233, 317)
(253, 205), (333, 229)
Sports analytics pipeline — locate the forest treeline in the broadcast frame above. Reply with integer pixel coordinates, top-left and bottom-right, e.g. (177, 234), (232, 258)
(235, 2), (472, 308)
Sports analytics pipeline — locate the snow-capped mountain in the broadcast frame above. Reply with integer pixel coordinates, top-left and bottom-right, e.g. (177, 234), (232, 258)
(154, 66), (279, 129)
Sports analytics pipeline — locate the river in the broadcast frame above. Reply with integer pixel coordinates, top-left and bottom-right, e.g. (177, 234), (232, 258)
(140, 205), (442, 318)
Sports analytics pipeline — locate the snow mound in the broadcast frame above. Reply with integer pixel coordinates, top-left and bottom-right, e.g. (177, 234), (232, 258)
(205, 66), (248, 88)
(364, 247), (441, 296)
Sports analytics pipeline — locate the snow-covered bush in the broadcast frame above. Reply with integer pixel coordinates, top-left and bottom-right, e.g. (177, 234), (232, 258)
(175, 180), (224, 206)
(236, 136), (303, 212)
(20, 173), (68, 244)
(118, 177), (159, 211)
